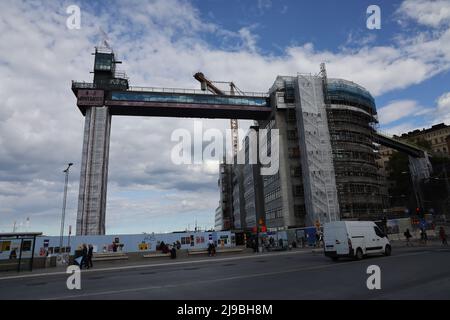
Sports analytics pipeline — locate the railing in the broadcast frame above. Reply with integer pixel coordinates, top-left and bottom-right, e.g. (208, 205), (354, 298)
(128, 85), (269, 98)
(114, 71), (128, 80)
(72, 81), (269, 98)
(376, 131), (425, 152)
(72, 81), (96, 89)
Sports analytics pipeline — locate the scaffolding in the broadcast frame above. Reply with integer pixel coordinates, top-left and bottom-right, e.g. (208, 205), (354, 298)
(295, 74), (340, 225)
(322, 71), (384, 219)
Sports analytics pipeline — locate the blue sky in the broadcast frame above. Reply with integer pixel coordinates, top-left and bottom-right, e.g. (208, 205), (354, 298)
(191, 0), (450, 132)
(0, 0), (449, 235)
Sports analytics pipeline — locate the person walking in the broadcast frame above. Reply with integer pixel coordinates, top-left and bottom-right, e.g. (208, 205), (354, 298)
(439, 227), (448, 246)
(404, 228), (412, 246)
(251, 238), (257, 253)
(315, 232), (320, 248)
(87, 244), (94, 269)
(170, 244), (177, 259)
(420, 228), (428, 245)
(80, 244), (87, 270)
(9, 248), (17, 260)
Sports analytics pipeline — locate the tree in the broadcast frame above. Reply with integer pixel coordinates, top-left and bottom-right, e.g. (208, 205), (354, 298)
(385, 151), (415, 210)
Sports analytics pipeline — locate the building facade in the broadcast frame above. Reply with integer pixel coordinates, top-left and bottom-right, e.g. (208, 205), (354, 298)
(215, 163), (233, 231)
(221, 74), (385, 231)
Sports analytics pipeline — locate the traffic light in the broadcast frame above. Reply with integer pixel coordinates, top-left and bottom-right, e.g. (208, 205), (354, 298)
(416, 207), (424, 218)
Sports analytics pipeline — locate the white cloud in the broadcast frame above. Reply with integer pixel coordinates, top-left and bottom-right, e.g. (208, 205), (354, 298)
(383, 122), (420, 136)
(436, 92), (450, 122)
(397, 0), (450, 28)
(378, 100), (427, 125)
(2, 0), (450, 234)
(437, 92), (450, 110)
(257, 0), (272, 13)
(238, 27), (259, 52)
(380, 92), (450, 135)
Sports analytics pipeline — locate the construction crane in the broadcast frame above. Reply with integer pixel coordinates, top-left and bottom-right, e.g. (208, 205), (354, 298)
(193, 72), (244, 158)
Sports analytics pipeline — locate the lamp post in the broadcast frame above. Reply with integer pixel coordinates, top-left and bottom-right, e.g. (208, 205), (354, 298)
(59, 163), (73, 253)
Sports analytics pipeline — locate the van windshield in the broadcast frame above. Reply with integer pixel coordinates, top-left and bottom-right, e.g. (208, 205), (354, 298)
(374, 226), (386, 238)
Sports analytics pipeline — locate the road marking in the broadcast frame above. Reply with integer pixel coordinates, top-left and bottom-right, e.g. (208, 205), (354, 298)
(44, 260), (358, 300)
(0, 247), (432, 283)
(0, 249), (311, 281)
(43, 250), (433, 300)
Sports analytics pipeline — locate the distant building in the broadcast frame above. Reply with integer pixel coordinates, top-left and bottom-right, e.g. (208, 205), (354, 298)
(399, 123), (450, 155)
(215, 163), (233, 231)
(378, 123), (450, 168)
(214, 206), (223, 231)
(377, 123), (450, 216)
(231, 163), (245, 230)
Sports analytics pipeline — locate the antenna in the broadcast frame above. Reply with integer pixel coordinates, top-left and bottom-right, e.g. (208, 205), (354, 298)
(98, 26), (111, 49)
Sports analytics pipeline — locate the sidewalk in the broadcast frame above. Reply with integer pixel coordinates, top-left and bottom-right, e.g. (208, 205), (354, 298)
(0, 246), (314, 280)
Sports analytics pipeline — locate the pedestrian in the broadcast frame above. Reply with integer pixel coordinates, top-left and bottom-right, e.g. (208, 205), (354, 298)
(252, 238), (257, 253)
(170, 245), (177, 259)
(80, 244), (88, 270)
(404, 228), (412, 246)
(439, 227), (448, 246)
(9, 248), (17, 260)
(207, 240), (212, 256)
(112, 241), (117, 252)
(211, 242), (216, 256)
(208, 240), (216, 256)
(420, 228), (428, 245)
(87, 244), (94, 269)
(278, 238), (283, 248)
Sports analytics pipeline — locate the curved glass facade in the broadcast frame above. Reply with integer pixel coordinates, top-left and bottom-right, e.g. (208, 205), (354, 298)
(327, 79), (376, 115)
(111, 91), (269, 107)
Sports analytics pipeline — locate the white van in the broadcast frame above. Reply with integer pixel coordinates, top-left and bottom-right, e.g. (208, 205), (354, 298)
(323, 221), (391, 261)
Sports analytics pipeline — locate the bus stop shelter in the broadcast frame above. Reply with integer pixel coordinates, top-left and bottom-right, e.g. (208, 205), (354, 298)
(0, 232), (42, 272)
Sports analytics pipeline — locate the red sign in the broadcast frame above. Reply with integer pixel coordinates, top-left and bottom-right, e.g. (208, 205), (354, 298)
(77, 90), (104, 106)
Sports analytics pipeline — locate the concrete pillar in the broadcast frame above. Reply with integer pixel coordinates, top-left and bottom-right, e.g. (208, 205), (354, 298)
(76, 106), (111, 235)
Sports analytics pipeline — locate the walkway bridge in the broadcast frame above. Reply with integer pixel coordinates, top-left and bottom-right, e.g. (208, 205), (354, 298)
(373, 132), (427, 158)
(72, 82), (271, 120)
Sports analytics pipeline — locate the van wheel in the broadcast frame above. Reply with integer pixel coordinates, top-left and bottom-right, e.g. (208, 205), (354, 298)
(384, 245), (392, 256)
(355, 248), (363, 260)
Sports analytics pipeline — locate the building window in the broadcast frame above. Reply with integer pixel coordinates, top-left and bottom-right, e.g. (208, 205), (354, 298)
(294, 205), (306, 217)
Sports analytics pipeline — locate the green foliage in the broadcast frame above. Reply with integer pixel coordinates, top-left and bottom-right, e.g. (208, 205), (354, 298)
(386, 151), (411, 197)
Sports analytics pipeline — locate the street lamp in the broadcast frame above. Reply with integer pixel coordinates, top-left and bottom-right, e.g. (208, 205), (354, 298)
(59, 163), (73, 253)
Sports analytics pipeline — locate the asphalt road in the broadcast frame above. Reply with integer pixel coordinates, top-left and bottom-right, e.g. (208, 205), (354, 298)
(1, 246), (450, 300)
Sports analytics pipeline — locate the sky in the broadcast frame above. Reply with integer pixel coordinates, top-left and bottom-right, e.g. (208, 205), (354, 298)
(0, 0), (450, 235)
